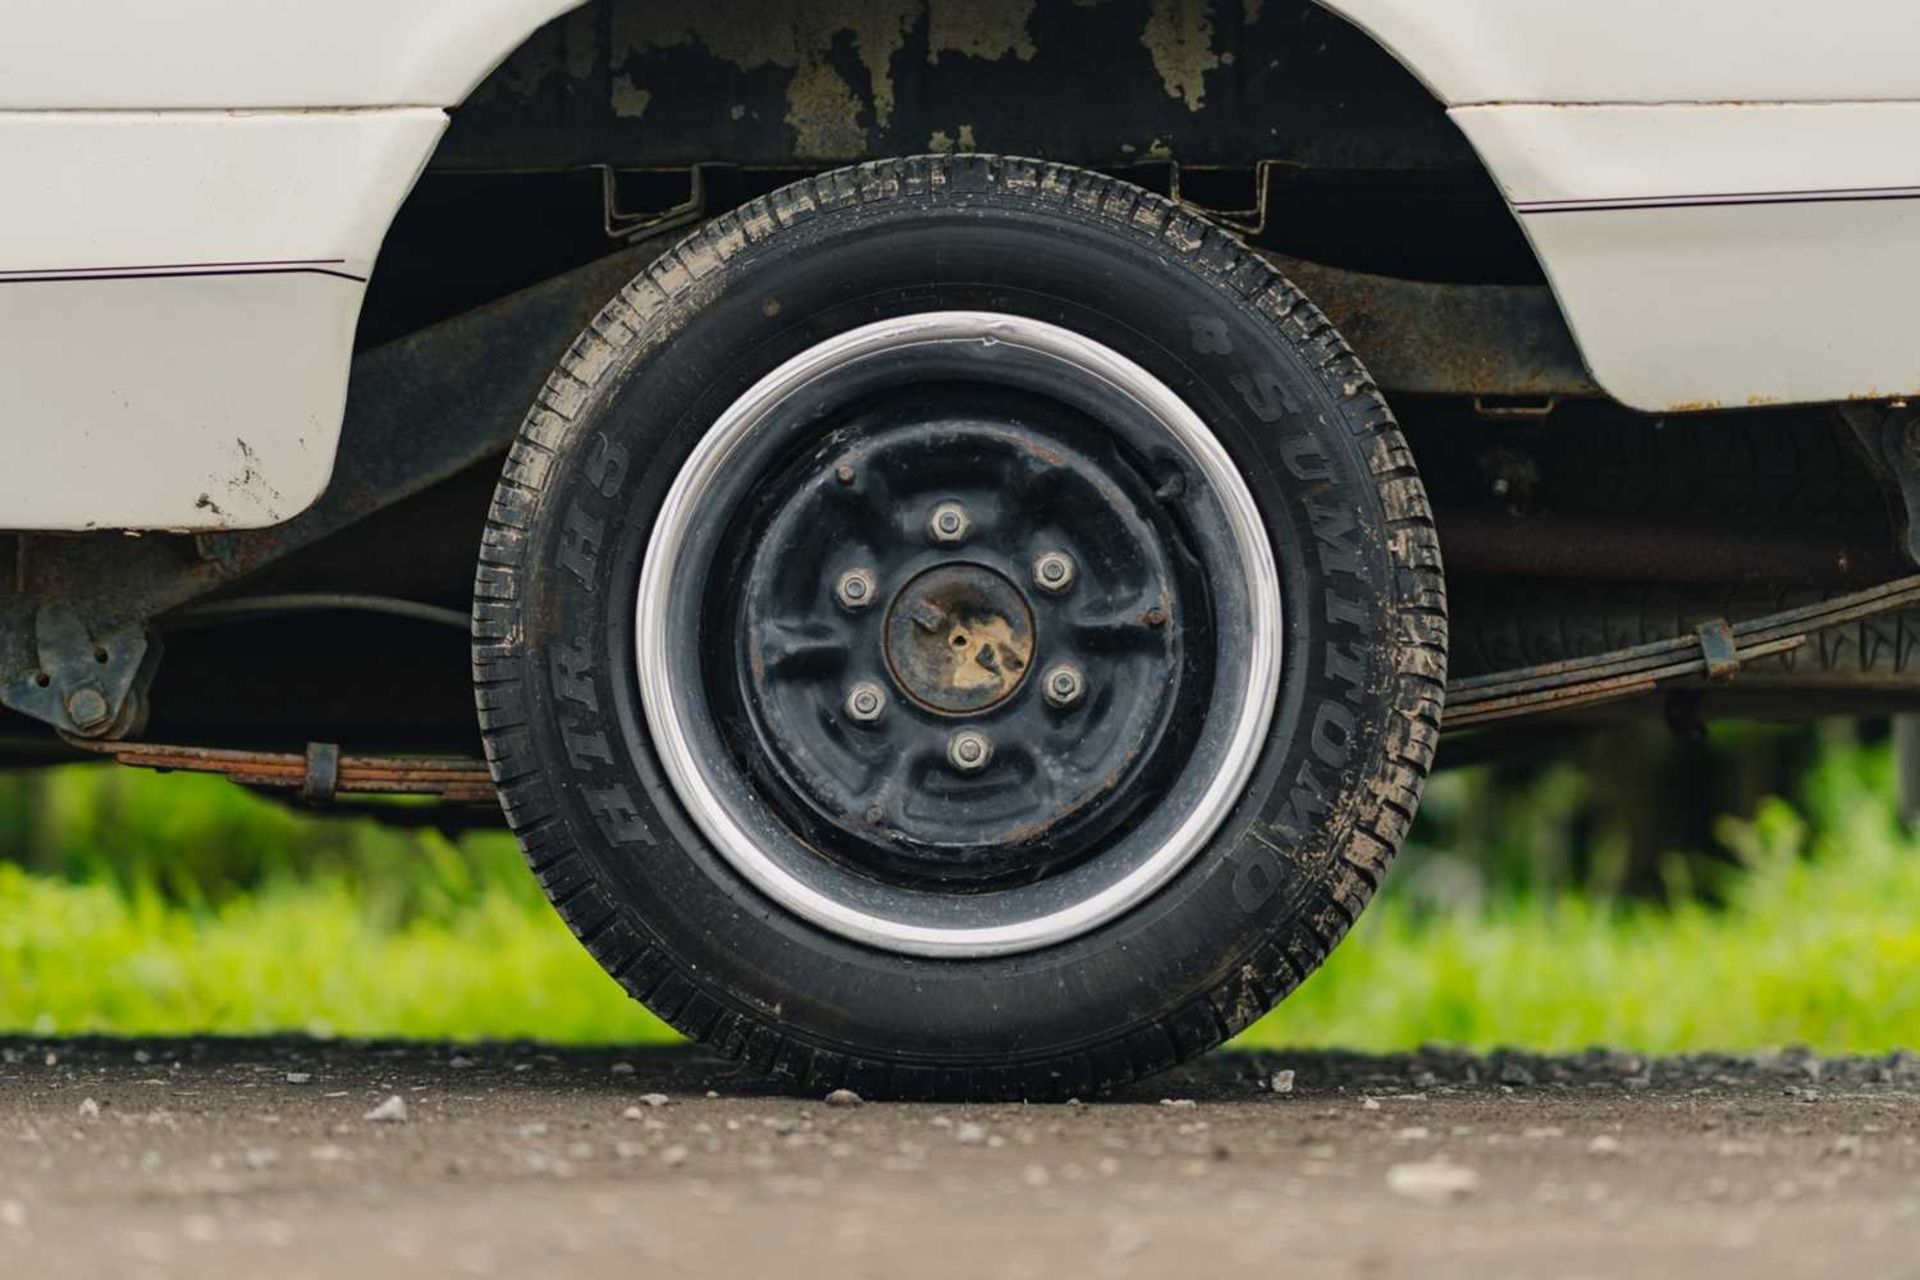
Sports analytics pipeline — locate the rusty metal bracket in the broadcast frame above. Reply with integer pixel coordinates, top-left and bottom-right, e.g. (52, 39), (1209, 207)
(1472, 395), (1561, 421)
(301, 741), (342, 804)
(1695, 620), (1741, 683)
(1170, 159), (1281, 235)
(1445, 575), (1920, 728)
(600, 163), (709, 242)
(0, 605), (156, 739)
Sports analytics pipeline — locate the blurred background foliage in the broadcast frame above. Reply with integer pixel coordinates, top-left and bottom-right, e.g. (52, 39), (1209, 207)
(0, 719), (1914, 1052)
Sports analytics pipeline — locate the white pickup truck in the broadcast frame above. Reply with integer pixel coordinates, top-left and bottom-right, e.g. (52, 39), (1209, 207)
(5, 0), (1918, 1098)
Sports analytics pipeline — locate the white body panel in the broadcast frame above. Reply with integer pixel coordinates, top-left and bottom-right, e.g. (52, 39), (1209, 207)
(4, 0), (1920, 528)
(0, 110), (446, 528)
(0, 0), (576, 109)
(1453, 103), (1920, 411)
(1324, 0), (1920, 104)
(0, 111), (444, 280)
(1, 274), (365, 528)
(1319, 0), (1920, 413)
(0, 0), (572, 530)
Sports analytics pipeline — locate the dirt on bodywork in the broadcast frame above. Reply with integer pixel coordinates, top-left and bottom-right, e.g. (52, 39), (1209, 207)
(1, 1038), (1915, 1279)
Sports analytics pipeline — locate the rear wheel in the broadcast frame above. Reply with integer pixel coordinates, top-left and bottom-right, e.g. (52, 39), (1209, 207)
(473, 156), (1445, 1099)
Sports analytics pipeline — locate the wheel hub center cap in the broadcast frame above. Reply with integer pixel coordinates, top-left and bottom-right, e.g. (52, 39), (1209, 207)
(883, 562), (1035, 714)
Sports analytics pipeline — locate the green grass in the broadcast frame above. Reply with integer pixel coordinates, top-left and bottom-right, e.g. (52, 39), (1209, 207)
(1243, 788), (1920, 1054)
(0, 862), (668, 1042)
(0, 740), (1916, 1052)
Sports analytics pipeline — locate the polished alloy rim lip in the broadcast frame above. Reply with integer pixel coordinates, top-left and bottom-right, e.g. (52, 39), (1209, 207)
(635, 311), (1282, 958)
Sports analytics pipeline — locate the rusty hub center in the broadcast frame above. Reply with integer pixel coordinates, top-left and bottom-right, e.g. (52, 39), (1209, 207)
(882, 563), (1035, 714)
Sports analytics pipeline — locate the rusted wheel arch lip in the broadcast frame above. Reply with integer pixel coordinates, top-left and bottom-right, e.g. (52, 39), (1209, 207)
(634, 311), (1282, 959)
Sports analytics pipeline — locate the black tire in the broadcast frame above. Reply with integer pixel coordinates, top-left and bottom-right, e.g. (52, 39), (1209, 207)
(472, 156), (1446, 1100)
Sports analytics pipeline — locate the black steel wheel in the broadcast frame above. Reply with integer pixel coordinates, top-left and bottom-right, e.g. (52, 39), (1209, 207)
(638, 311), (1282, 955)
(475, 156), (1445, 1099)
(713, 380), (1216, 894)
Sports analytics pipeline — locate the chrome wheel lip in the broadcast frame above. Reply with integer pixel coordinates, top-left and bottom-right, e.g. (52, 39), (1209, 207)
(635, 311), (1282, 958)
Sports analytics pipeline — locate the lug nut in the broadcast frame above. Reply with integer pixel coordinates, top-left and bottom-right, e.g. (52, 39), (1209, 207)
(1042, 663), (1086, 709)
(844, 681), (888, 726)
(1032, 551), (1077, 595)
(927, 501), (972, 546)
(946, 729), (993, 774)
(834, 567), (879, 612)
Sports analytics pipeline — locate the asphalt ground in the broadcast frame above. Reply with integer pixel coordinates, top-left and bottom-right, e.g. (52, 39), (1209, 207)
(1, 1037), (1915, 1279)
